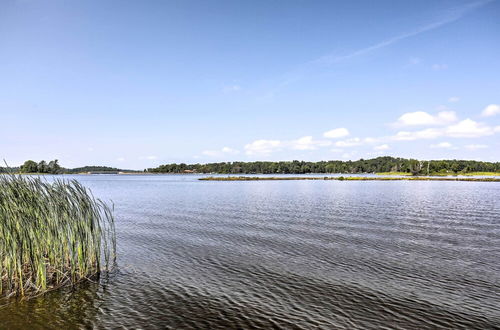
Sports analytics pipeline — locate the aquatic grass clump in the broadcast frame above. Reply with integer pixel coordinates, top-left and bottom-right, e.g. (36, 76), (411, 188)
(0, 174), (116, 298)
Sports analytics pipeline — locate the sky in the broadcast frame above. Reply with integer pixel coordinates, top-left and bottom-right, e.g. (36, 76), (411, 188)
(1, 0), (499, 169)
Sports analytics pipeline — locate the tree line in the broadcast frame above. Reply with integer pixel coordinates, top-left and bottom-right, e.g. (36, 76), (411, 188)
(17, 160), (63, 174)
(2, 156), (499, 175)
(146, 157), (500, 175)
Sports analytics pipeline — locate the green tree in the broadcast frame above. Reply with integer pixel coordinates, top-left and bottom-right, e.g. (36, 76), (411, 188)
(20, 160), (39, 173)
(47, 160), (61, 174)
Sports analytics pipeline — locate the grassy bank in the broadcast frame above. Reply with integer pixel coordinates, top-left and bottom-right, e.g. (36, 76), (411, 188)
(376, 171), (500, 176)
(199, 176), (500, 182)
(0, 175), (116, 299)
(458, 172), (500, 176)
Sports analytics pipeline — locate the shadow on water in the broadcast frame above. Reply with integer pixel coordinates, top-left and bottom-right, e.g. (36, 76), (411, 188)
(1, 266), (497, 329)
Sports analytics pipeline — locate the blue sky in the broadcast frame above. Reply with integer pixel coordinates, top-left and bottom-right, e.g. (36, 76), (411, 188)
(1, 0), (499, 169)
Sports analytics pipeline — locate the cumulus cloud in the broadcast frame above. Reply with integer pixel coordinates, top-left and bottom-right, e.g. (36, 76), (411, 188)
(481, 104), (500, 117)
(210, 106), (500, 159)
(430, 142), (453, 149)
(465, 144), (488, 150)
(394, 111), (457, 127)
(391, 118), (496, 141)
(445, 119), (495, 138)
(290, 136), (331, 150)
(323, 128), (350, 139)
(244, 140), (282, 155)
(374, 144), (390, 151)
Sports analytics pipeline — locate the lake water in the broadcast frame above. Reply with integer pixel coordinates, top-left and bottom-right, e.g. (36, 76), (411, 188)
(1, 175), (499, 329)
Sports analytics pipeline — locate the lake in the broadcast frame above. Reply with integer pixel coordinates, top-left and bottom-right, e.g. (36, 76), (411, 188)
(1, 175), (499, 329)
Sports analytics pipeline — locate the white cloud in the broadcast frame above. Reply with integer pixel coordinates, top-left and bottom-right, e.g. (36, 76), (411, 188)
(221, 147), (239, 154)
(481, 104), (500, 117)
(202, 150), (218, 157)
(432, 64), (448, 70)
(335, 137), (363, 147)
(448, 97), (460, 103)
(290, 136), (331, 150)
(394, 111), (457, 127)
(341, 151), (357, 159)
(203, 147), (240, 157)
(116, 157), (125, 162)
(244, 140), (282, 155)
(392, 128), (443, 141)
(363, 137), (379, 144)
(374, 144), (390, 151)
(430, 142), (453, 149)
(465, 144), (488, 150)
(323, 128), (350, 139)
(146, 155), (157, 160)
(445, 119), (495, 138)
(389, 117), (498, 142)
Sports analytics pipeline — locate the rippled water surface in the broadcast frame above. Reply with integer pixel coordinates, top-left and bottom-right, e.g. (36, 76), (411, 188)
(1, 175), (499, 329)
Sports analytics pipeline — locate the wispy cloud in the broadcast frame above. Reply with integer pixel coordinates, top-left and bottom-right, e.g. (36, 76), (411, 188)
(202, 147), (240, 157)
(374, 144), (390, 151)
(432, 64), (448, 71)
(222, 85), (241, 93)
(273, 0), (492, 89)
(465, 144), (488, 150)
(314, 1), (491, 66)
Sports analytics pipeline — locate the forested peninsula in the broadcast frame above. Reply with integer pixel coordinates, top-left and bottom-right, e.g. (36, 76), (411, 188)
(146, 157), (499, 176)
(0, 160), (134, 174)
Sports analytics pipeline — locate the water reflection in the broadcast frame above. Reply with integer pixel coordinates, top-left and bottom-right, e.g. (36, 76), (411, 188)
(1, 175), (499, 329)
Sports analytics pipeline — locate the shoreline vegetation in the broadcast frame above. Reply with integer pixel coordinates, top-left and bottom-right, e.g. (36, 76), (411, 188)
(146, 156), (500, 176)
(199, 176), (500, 182)
(375, 171), (500, 176)
(0, 175), (116, 299)
(1, 157), (499, 176)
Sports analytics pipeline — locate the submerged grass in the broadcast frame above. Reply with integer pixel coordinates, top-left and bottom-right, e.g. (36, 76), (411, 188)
(0, 174), (116, 299)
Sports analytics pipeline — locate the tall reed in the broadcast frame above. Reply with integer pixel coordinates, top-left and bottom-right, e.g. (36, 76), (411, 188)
(0, 174), (116, 298)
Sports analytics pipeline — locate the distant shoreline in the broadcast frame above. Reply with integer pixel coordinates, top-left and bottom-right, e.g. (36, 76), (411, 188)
(5, 171), (500, 178)
(199, 176), (500, 182)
